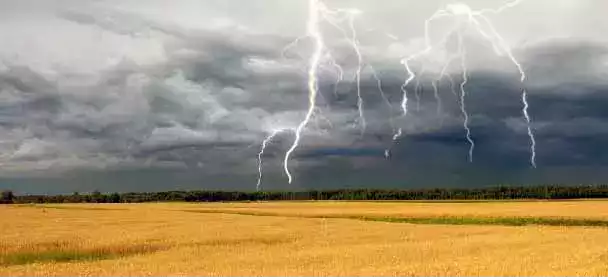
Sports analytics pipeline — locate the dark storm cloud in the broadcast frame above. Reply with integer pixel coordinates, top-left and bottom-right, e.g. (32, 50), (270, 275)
(1, 0), (608, 193)
(300, 147), (385, 158)
(524, 40), (608, 88)
(3, 38), (608, 191)
(276, 41), (608, 190)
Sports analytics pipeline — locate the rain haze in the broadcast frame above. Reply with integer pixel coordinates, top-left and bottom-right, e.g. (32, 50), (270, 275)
(1, 0), (608, 194)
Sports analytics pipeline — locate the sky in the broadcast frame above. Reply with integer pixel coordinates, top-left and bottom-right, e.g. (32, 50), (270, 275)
(1, 0), (608, 194)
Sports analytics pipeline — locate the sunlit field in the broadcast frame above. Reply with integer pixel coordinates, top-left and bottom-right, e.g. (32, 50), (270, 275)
(2, 201), (608, 276)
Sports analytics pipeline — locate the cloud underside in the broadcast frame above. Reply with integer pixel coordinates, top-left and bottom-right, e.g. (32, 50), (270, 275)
(1, 4), (608, 193)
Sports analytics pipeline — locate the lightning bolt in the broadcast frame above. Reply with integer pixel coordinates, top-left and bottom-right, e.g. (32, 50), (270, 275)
(391, 10), (456, 150)
(259, 0), (536, 189)
(474, 10), (536, 168)
(256, 128), (293, 191)
(282, 0), (370, 184)
(318, 6), (366, 134)
(390, 0), (536, 167)
(458, 31), (474, 162)
(282, 0), (326, 184)
(349, 14), (366, 135)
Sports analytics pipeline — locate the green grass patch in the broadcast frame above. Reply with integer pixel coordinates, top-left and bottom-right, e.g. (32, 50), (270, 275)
(0, 244), (166, 266)
(183, 209), (608, 227)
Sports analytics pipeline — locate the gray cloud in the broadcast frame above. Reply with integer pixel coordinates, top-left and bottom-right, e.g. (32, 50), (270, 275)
(0, 0), (607, 193)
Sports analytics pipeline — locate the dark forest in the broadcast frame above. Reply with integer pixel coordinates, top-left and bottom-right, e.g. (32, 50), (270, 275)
(3, 185), (608, 204)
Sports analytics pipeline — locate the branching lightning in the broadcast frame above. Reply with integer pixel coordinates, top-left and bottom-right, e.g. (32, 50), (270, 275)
(259, 0), (369, 188)
(390, 0), (536, 167)
(281, 0), (370, 185)
(389, 12), (457, 157)
(316, 5), (366, 133)
(256, 0), (537, 190)
(256, 128), (293, 191)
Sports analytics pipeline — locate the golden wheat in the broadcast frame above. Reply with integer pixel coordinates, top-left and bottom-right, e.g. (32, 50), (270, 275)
(172, 199), (608, 219)
(1, 201), (608, 276)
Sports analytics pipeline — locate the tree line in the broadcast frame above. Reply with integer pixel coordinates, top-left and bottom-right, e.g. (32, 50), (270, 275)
(2, 185), (608, 204)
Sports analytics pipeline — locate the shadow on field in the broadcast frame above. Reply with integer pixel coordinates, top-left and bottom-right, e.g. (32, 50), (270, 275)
(0, 241), (168, 266)
(181, 209), (608, 227)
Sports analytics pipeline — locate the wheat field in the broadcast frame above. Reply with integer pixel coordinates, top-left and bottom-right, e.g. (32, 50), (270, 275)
(2, 201), (608, 276)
